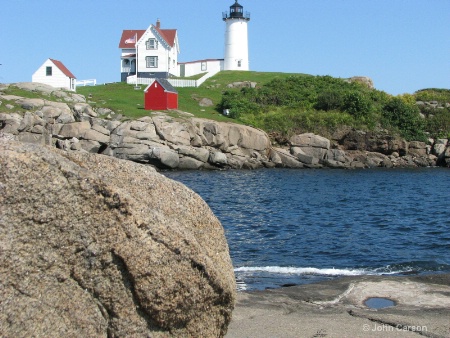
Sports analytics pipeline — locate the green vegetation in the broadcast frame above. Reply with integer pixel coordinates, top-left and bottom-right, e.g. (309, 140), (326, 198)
(76, 71), (450, 141)
(77, 82), (150, 119)
(218, 74), (450, 141)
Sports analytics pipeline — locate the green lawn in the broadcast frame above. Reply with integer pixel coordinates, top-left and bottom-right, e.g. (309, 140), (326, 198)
(77, 71), (308, 121)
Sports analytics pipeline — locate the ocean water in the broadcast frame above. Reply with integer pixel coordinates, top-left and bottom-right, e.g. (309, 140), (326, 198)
(164, 168), (450, 291)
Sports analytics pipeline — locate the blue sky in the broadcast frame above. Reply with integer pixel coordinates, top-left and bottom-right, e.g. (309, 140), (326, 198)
(0, 0), (448, 95)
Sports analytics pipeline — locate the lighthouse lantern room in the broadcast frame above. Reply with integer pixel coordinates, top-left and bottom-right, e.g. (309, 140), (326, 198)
(223, 1), (250, 71)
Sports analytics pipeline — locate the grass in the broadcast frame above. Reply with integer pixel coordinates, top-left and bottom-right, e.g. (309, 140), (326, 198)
(77, 71), (308, 122)
(77, 82), (151, 119)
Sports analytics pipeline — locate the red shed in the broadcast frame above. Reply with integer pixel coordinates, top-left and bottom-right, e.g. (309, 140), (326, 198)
(144, 79), (178, 110)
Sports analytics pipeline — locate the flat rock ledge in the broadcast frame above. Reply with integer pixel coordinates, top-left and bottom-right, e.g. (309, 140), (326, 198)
(0, 140), (236, 337)
(1, 82), (449, 170)
(228, 274), (450, 337)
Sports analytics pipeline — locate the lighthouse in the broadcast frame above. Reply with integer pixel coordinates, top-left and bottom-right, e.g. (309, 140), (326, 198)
(223, 0), (250, 71)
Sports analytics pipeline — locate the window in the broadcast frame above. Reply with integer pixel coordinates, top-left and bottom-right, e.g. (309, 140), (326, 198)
(237, 60), (242, 68)
(201, 62), (207, 71)
(46, 66), (52, 76)
(146, 56), (158, 68)
(146, 38), (158, 50)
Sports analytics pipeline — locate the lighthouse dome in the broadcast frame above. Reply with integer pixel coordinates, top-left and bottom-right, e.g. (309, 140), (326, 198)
(229, 0), (244, 18)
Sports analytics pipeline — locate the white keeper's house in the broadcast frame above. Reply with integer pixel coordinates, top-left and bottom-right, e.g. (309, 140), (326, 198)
(119, 1), (250, 85)
(32, 58), (77, 91)
(119, 19), (180, 82)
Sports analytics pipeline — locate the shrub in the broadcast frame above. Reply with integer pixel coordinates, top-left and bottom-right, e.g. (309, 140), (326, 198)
(342, 91), (373, 118)
(382, 97), (425, 140)
(315, 90), (345, 111)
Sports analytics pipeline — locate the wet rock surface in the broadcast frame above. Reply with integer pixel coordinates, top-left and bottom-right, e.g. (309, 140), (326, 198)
(227, 274), (450, 337)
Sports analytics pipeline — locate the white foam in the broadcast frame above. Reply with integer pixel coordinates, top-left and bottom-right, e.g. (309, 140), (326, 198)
(234, 266), (406, 276)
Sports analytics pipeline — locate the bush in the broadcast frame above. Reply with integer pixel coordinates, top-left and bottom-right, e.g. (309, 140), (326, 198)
(424, 108), (450, 139)
(342, 91), (373, 118)
(315, 90), (345, 111)
(219, 90), (260, 118)
(382, 97), (425, 141)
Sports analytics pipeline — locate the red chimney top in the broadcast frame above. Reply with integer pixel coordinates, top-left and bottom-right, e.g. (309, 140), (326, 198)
(156, 19), (161, 29)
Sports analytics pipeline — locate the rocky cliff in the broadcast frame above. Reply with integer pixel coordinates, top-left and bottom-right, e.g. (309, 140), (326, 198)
(0, 139), (236, 337)
(1, 82), (449, 169)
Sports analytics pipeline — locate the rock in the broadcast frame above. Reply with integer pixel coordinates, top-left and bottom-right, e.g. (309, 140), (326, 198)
(175, 145), (210, 163)
(268, 148), (283, 167)
(350, 160), (366, 169)
(18, 112), (45, 132)
(114, 143), (151, 162)
(16, 98), (45, 110)
(59, 121), (91, 138)
(232, 125), (270, 152)
(242, 159), (263, 170)
(79, 140), (102, 153)
(292, 146), (327, 161)
(290, 133), (330, 149)
(0, 140), (235, 337)
(91, 123), (111, 136)
(348, 76), (374, 89)
(290, 133), (330, 161)
(433, 139), (448, 158)
(199, 98), (214, 107)
(81, 129), (110, 144)
(0, 113), (22, 134)
(327, 149), (347, 163)
(73, 103), (97, 119)
(200, 121), (224, 147)
(337, 129), (409, 156)
(97, 107), (113, 116)
(148, 146), (180, 168)
(295, 150), (319, 165)
(17, 131), (47, 145)
(226, 81), (257, 89)
(14, 82), (55, 95)
(178, 156), (205, 170)
(152, 116), (191, 145)
(322, 159), (348, 169)
(364, 152), (389, 168)
(444, 147), (450, 166)
(56, 111), (76, 124)
(209, 151), (228, 166)
(272, 148), (304, 168)
(408, 141), (427, 156)
(70, 94), (87, 103)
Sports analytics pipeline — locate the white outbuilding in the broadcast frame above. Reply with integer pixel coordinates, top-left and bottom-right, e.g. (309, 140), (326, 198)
(32, 58), (77, 91)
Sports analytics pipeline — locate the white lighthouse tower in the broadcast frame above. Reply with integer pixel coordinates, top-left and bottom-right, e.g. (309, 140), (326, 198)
(223, 0), (250, 71)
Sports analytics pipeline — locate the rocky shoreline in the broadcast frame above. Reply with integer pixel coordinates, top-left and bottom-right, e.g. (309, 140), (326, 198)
(1, 82), (450, 170)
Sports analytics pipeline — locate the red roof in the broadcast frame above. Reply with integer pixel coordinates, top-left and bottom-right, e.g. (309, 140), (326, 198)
(118, 30), (146, 48)
(119, 26), (177, 49)
(49, 58), (76, 79)
(154, 27), (177, 47)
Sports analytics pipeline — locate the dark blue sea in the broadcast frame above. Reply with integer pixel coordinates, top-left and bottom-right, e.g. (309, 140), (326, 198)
(164, 168), (450, 291)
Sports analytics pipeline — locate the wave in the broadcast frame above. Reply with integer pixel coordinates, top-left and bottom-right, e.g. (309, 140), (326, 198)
(234, 266), (370, 276)
(234, 262), (450, 277)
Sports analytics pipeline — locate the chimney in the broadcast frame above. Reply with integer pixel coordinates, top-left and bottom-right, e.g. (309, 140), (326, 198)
(156, 18), (161, 29)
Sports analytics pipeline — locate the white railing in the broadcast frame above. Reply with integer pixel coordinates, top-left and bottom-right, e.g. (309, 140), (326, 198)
(126, 70), (220, 88)
(76, 79), (97, 86)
